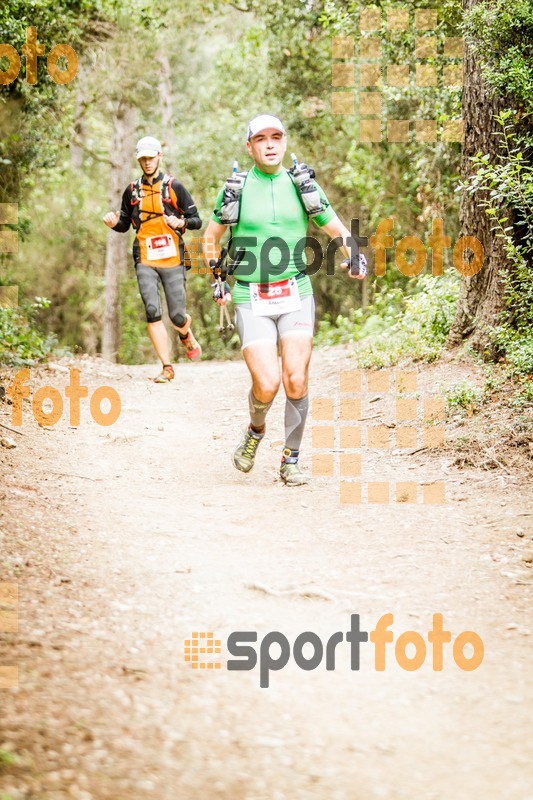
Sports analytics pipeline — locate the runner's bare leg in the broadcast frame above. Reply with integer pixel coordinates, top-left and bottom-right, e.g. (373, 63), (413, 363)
(243, 342), (281, 404)
(147, 320), (172, 366)
(280, 335), (313, 399)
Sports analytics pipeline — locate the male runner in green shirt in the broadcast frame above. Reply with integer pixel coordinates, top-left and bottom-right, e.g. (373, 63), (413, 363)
(202, 114), (365, 485)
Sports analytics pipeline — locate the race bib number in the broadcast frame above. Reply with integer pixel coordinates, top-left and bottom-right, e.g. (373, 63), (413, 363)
(250, 277), (302, 316)
(146, 234), (177, 261)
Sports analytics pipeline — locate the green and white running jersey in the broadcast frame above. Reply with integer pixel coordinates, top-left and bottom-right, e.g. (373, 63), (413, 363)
(212, 165), (335, 304)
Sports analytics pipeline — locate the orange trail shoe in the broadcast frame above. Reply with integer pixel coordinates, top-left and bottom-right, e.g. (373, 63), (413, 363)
(153, 364), (175, 383)
(178, 314), (202, 362)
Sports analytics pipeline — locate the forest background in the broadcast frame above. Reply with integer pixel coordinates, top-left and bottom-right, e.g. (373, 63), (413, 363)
(0, 0), (531, 392)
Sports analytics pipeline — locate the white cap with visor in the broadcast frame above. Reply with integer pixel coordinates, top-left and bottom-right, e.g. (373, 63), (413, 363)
(136, 136), (162, 159)
(247, 115), (286, 140)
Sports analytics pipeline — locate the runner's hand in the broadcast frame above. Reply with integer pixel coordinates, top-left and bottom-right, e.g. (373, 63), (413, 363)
(216, 293), (231, 307)
(103, 211), (120, 228)
(212, 281), (231, 306)
(164, 214), (185, 230)
(341, 254), (367, 280)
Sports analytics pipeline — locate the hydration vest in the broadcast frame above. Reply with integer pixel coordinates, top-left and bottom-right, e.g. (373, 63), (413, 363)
(129, 173), (183, 231)
(129, 173), (191, 269)
(217, 164), (326, 227)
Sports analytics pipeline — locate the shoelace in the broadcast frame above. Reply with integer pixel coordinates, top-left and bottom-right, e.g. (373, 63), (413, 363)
(243, 433), (260, 457)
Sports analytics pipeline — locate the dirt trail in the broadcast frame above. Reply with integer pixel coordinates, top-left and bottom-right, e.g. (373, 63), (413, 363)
(0, 350), (532, 800)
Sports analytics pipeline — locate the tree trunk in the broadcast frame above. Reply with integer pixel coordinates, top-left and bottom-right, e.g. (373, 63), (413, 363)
(157, 50), (176, 170)
(102, 100), (137, 361)
(447, 0), (509, 353)
(157, 48), (180, 359)
(70, 59), (88, 170)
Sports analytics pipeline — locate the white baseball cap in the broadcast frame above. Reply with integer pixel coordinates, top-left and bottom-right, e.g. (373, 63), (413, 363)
(247, 114), (286, 140)
(136, 136), (162, 159)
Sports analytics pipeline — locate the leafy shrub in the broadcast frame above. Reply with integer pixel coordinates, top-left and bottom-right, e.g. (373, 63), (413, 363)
(464, 0), (533, 114)
(446, 381), (484, 413)
(465, 113), (533, 378)
(316, 273), (460, 367)
(0, 297), (57, 366)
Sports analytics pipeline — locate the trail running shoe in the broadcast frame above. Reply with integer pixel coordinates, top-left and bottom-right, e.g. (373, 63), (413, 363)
(153, 364), (175, 383)
(233, 427), (264, 473)
(280, 461), (310, 486)
(179, 315), (202, 362)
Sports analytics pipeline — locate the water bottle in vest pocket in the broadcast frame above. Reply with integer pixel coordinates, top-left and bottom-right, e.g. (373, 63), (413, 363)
(289, 153), (324, 217)
(220, 161), (247, 226)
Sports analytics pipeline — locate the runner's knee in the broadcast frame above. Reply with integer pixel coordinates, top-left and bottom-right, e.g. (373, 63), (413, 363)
(283, 367), (307, 398)
(146, 306), (162, 323)
(253, 374), (280, 401)
(170, 311), (187, 328)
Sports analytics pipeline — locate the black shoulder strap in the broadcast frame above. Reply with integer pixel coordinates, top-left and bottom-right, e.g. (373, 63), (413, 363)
(286, 168), (310, 219)
(163, 174), (186, 214)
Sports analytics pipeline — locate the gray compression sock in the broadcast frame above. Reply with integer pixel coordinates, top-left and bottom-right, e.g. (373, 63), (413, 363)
(248, 390), (274, 431)
(284, 394), (309, 451)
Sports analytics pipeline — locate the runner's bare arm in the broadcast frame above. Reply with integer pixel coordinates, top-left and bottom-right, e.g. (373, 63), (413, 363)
(201, 219), (226, 268)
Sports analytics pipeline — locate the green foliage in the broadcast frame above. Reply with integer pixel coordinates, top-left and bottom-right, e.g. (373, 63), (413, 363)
(0, 297), (57, 366)
(459, 1), (533, 372)
(0, 748), (19, 766)
(445, 380), (483, 413)
(493, 243), (533, 379)
(316, 273), (460, 366)
(464, 0), (533, 113)
(464, 113), (533, 377)
(317, 0), (463, 228)
(118, 271), (152, 365)
(2, 0), (527, 368)
(467, 112), (533, 267)
(494, 327), (533, 377)
(0, 0), (120, 202)
(510, 380), (533, 406)
(183, 272), (241, 361)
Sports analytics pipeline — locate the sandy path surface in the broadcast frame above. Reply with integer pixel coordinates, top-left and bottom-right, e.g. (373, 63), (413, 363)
(0, 350), (532, 799)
